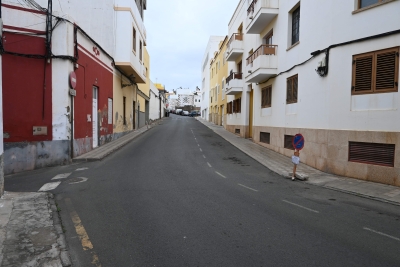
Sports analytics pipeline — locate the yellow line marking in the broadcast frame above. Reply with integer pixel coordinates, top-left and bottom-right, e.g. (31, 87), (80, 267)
(65, 198), (102, 267)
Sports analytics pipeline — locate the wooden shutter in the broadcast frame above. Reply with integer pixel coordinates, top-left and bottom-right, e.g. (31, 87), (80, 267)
(375, 49), (398, 91)
(349, 142), (395, 167)
(353, 54), (373, 93)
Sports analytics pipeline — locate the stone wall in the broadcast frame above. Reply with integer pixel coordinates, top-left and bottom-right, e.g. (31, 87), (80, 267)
(253, 126), (400, 186)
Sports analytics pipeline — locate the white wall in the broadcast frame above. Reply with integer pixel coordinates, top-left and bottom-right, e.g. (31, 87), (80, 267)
(201, 36), (225, 119)
(251, 0), (400, 132)
(149, 82), (160, 120)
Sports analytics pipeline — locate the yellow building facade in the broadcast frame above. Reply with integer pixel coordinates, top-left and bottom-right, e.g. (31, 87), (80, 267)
(113, 47), (150, 133)
(209, 37), (228, 126)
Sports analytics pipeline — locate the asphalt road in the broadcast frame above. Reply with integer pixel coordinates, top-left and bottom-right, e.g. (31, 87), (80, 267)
(5, 114), (400, 267)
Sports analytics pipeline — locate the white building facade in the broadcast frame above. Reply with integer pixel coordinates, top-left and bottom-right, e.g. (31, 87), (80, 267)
(224, 0), (400, 186)
(201, 36), (226, 120)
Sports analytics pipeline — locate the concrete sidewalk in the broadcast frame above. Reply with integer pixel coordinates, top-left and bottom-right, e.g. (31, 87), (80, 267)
(0, 123), (159, 266)
(198, 119), (400, 206)
(0, 192), (71, 267)
(73, 124), (154, 162)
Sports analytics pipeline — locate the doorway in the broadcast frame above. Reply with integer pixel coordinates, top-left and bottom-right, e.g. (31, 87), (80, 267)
(92, 86), (98, 148)
(133, 101), (136, 129)
(249, 86), (253, 139)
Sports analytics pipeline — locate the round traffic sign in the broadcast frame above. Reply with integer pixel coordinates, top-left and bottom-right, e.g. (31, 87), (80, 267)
(292, 133), (305, 150)
(69, 71), (77, 89)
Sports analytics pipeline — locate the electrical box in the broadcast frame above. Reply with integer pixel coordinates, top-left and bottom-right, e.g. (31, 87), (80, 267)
(69, 89), (76, 96)
(33, 126), (48, 136)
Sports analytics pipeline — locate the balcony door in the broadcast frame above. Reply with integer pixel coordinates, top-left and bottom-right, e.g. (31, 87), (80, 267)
(263, 30), (273, 45)
(237, 61), (242, 74)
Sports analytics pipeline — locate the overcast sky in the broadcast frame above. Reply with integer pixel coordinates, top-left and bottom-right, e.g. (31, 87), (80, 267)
(145, 0), (239, 92)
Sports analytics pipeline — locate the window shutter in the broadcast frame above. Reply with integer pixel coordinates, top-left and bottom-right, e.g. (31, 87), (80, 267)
(287, 79), (292, 102)
(375, 50), (398, 91)
(353, 54), (373, 93)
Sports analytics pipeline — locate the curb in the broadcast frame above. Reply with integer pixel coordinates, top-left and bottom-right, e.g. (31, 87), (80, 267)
(72, 126), (154, 162)
(49, 194), (72, 267)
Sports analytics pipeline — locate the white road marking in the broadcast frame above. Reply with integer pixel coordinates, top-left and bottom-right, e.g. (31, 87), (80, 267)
(203, 155), (206, 159)
(238, 184), (258, 192)
(69, 177), (88, 185)
(282, 200), (319, 213)
(200, 148), (203, 152)
(216, 172), (226, 178)
(364, 227), (400, 242)
(51, 173), (72, 180)
(198, 144), (200, 147)
(207, 162), (212, 168)
(38, 182), (61, 192)
(75, 168), (89, 171)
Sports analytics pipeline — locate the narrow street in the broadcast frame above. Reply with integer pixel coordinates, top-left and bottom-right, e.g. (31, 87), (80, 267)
(5, 115), (400, 267)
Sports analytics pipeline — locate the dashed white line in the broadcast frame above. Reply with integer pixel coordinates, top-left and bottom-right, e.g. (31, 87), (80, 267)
(76, 168), (89, 171)
(203, 155), (206, 159)
(200, 148), (203, 152)
(38, 182), (61, 192)
(216, 172), (226, 178)
(238, 184), (258, 192)
(207, 162), (212, 168)
(364, 227), (400, 242)
(282, 200), (319, 213)
(198, 144), (200, 147)
(51, 173), (71, 180)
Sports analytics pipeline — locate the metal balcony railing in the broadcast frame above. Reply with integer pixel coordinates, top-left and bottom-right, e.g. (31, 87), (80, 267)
(246, 44), (277, 66)
(226, 72), (243, 84)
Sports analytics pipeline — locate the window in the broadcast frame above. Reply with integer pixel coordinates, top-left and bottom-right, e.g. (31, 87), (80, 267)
(284, 135), (294, 150)
(349, 141), (395, 167)
(233, 98), (241, 113)
(352, 47), (399, 95)
(108, 98), (113, 124)
(261, 85), (272, 108)
(286, 74), (298, 104)
(132, 27), (136, 52)
(260, 132), (271, 144)
(139, 41), (143, 61)
(291, 6), (300, 45)
(227, 102), (233, 114)
(358, 0), (382, 8)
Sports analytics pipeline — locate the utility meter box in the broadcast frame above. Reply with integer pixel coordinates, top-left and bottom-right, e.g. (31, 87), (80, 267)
(33, 126), (48, 136)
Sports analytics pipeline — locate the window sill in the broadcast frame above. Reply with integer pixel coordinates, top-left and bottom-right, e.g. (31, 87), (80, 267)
(352, 0), (396, 14)
(286, 41), (300, 51)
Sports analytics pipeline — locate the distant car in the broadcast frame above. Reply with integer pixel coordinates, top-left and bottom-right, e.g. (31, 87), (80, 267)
(189, 111), (200, 117)
(182, 111), (189, 116)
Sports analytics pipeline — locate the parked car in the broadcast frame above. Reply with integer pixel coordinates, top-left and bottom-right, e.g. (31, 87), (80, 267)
(189, 111), (200, 117)
(182, 110), (189, 116)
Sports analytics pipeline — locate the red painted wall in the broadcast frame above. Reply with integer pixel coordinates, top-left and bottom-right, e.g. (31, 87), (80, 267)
(2, 32), (52, 142)
(74, 45), (113, 140)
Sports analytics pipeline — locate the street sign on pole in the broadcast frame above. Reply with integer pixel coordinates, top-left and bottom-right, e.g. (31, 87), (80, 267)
(292, 133), (305, 150)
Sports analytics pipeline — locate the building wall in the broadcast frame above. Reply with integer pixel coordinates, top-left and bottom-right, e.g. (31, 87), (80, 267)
(201, 36), (225, 120)
(225, 0), (257, 137)
(224, 0), (400, 185)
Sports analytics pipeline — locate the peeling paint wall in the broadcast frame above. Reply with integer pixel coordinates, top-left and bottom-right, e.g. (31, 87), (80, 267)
(4, 141), (70, 175)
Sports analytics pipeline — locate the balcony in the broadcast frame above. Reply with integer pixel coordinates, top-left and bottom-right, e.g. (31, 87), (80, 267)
(114, 0), (147, 83)
(226, 33), (244, 61)
(225, 72), (244, 95)
(245, 45), (278, 83)
(246, 0), (279, 34)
